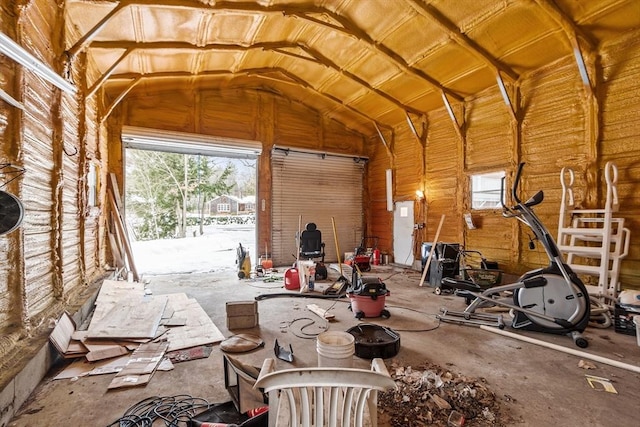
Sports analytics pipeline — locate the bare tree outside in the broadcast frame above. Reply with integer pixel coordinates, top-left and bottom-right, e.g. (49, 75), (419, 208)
(125, 149), (238, 240)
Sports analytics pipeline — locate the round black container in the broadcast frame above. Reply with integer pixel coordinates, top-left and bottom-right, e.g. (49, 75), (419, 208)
(346, 324), (400, 359)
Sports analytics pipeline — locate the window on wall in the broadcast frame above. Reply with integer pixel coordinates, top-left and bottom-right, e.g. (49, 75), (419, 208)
(471, 171), (505, 209)
(217, 203), (230, 212)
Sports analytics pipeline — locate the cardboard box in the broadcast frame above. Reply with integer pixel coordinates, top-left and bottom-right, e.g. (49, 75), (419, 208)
(226, 301), (258, 316)
(226, 301), (258, 329)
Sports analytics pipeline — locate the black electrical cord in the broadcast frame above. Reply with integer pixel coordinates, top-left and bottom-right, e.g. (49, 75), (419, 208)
(255, 292), (348, 301)
(106, 395), (210, 427)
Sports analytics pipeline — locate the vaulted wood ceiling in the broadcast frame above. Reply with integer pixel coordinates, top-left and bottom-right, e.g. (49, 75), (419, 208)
(64, 0), (639, 135)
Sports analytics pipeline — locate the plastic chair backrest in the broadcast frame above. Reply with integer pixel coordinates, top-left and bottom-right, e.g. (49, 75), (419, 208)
(254, 359), (395, 427)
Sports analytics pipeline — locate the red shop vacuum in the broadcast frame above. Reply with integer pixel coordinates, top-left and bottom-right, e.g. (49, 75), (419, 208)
(347, 266), (390, 319)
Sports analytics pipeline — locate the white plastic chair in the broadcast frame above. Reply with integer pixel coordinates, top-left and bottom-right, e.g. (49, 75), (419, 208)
(254, 358), (396, 427)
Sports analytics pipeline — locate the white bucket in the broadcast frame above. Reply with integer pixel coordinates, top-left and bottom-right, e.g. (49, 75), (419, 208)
(317, 331), (355, 368)
(633, 316), (640, 347)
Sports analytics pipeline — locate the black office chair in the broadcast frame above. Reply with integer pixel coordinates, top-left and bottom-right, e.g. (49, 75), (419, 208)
(299, 223), (328, 280)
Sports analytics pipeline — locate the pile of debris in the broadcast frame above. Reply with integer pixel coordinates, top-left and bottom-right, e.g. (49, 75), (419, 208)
(378, 361), (513, 426)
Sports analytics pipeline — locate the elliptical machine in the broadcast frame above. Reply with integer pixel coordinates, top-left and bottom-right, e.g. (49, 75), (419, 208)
(437, 163), (591, 348)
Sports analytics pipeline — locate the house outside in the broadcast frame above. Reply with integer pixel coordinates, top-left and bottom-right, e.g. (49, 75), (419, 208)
(208, 195), (255, 216)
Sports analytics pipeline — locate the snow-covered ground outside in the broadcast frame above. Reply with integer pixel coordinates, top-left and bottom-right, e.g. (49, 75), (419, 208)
(131, 224), (256, 276)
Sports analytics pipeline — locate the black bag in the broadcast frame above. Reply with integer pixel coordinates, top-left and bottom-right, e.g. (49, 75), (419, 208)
(188, 401), (268, 427)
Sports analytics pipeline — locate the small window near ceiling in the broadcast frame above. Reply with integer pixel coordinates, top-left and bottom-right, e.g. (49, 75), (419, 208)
(471, 171), (505, 210)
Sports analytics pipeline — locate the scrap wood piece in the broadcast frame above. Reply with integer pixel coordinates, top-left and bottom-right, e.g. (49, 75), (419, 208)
(54, 354), (130, 380)
(166, 345), (213, 363)
(162, 293), (225, 352)
(306, 304), (335, 321)
(108, 173), (139, 281)
(49, 312), (88, 359)
(87, 295), (168, 340)
(83, 339), (130, 362)
(108, 342), (169, 390)
(585, 375), (618, 394)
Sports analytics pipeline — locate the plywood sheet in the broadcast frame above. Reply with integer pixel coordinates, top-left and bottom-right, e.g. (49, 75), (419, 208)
(49, 312), (88, 359)
(92, 280), (145, 324)
(108, 342), (168, 389)
(163, 293), (225, 352)
(86, 295), (168, 339)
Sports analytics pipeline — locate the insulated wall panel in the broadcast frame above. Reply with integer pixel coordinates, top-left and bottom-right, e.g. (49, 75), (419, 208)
(366, 141), (393, 256)
(518, 58), (589, 271)
(425, 109), (462, 244)
(61, 92), (82, 292)
(21, 73), (56, 317)
(599, 32), (640, 286)
(465, 90), (513, 172)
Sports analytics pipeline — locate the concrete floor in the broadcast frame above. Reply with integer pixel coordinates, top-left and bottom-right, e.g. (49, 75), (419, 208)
(7, 264), (640, 426)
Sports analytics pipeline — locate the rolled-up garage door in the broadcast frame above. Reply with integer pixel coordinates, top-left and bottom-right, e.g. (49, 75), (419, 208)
(271, 147), (365, 266)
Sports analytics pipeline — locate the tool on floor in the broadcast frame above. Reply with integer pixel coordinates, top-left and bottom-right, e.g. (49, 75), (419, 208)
(419, 214), (445, 287)
(347, 263), (390, 319)
(426, 245), (502, 300)
(236, 243), (251, 279)
(437, 163), (591, 348)
(323, 216), (350, 295)
(274, 339), (294, 362)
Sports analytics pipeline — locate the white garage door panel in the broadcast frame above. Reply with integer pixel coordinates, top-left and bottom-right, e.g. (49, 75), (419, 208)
(272, 149), (365, 266)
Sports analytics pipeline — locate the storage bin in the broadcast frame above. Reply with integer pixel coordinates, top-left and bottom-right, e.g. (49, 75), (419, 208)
(613, 303), (640, 336)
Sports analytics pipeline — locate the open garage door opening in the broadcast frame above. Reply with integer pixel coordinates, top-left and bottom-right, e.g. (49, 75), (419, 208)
(121, 126), (260, 276)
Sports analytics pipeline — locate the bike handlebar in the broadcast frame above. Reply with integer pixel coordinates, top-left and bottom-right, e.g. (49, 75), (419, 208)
(512, 162), (525, 204)
(501, 162), (545, 216)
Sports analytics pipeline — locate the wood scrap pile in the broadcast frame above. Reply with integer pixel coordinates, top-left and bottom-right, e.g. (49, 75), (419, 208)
(378, 361), (513, 427)
(49, 280), (225, 390)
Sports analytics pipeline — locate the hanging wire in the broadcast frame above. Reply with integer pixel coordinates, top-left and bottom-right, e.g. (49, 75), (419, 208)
(0, 163), (25, 189)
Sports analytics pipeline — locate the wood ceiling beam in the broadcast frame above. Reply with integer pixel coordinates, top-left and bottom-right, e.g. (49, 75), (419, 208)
(533, 0), (596, 89)
(407, 0), (519, 82)
(70, 0), (463, 102)
(89, 40), (426, 116)
(532, 0), (595, 50)
(67, 2), (127, 58)
(87, 48), (133, 97)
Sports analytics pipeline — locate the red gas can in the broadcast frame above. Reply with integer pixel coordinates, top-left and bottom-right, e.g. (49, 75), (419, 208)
(372, 248), (381, 265)
(284, 267), (300, 290)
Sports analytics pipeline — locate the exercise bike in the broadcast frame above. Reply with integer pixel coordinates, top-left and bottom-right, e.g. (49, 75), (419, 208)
(437, 163), (591, 348)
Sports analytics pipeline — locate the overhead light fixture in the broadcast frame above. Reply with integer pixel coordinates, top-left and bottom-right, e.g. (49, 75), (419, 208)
(0, 32), (76, 94)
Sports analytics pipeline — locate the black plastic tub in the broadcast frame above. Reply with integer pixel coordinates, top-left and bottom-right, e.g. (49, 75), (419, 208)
(346, 324), (400, 359)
